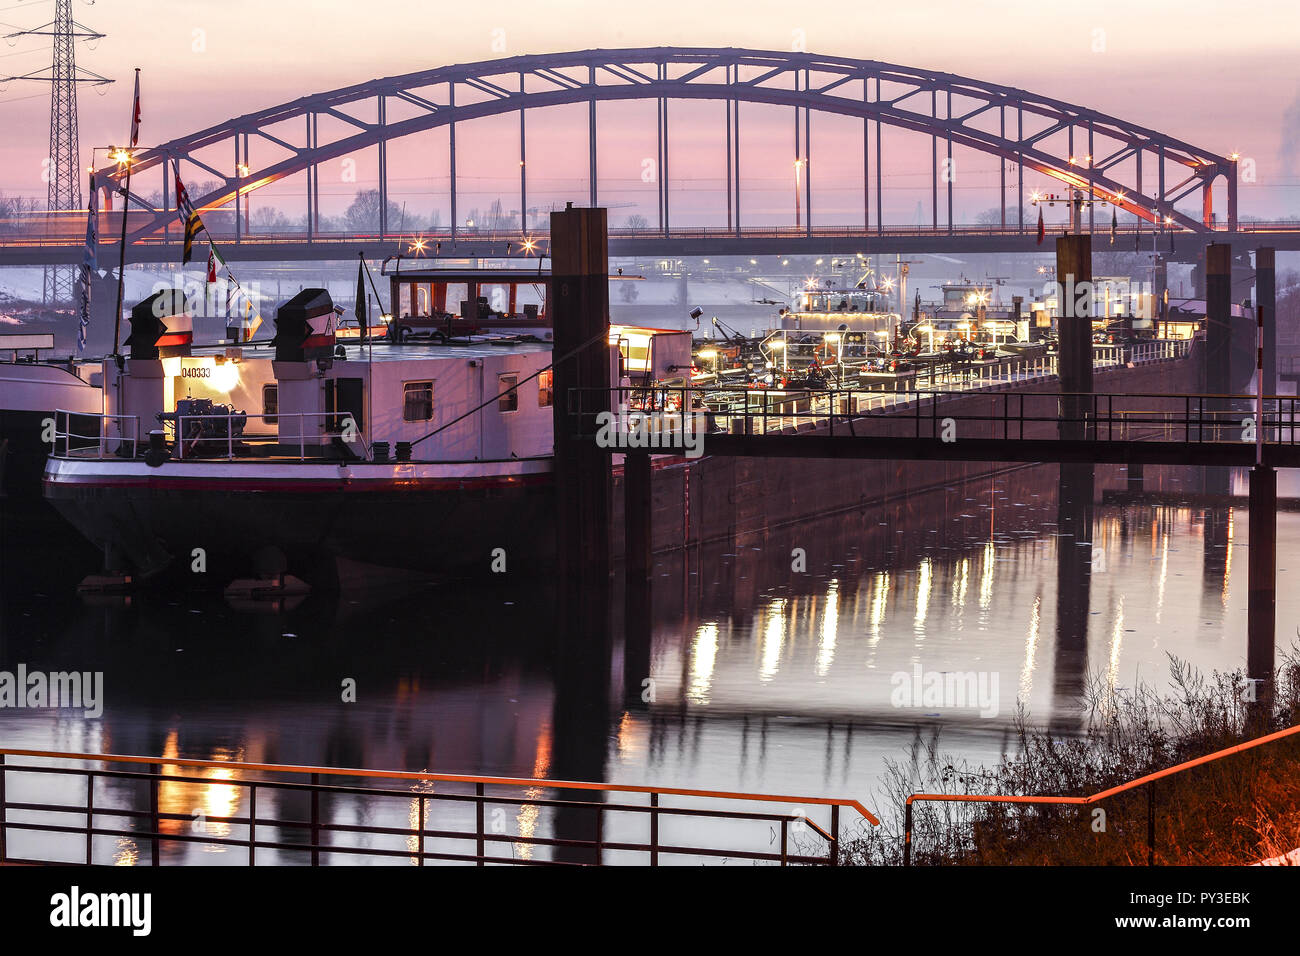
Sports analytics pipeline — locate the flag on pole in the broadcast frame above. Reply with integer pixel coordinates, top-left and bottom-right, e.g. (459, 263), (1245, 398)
(173, 158), (206, 263)
(206, 248), (217, 284)
(129, 70), (142, 148)
(77, 173), (98, 355)
(173, 159), (195, 225)
(1036, 205), (1045, 245)
(182, 212), (205, 265)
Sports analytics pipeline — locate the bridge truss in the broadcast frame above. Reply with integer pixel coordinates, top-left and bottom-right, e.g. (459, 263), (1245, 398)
(99, 47), (1235, 254)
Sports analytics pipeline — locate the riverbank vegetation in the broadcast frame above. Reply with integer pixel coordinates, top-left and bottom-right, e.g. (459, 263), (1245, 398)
(843, 647), (1300, 865)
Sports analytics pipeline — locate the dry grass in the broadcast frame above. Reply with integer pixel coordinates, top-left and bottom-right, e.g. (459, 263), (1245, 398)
(838, 647), (1300, 866)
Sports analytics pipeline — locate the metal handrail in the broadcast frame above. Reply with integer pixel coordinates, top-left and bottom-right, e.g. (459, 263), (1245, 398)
(903, 722), (1300, 866)
(578, 385), (1297, 446)
(51, 408), (140, 460)
(0, 748), (877, 867)
(164, 410), (364, 462)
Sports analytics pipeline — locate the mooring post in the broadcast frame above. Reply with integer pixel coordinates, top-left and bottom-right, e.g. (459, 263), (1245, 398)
(625, 451), (652, 579)
(1205, 243), (1232, 402)
(1055, 234), (1093, 441)
(1203, 243), (1234, 494)
(1257, 247), (1276, 399)
(1247, 464), (1276, 721)
(1053, 461), (1095, 727)
(550, 204), (612, 586)
(549, 205), (614, 865)
(623, 449), (654, 707)
(1127, 462), (1144, 493)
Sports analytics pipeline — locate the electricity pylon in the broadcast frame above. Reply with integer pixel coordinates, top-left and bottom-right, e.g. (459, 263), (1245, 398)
(2, 0), (112, 307)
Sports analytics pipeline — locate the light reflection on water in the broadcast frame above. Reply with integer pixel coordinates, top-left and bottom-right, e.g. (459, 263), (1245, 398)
(1, 466), (1291, 863)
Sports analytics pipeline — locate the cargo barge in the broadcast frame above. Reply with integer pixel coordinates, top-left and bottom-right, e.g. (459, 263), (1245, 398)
(42, 267), (693, 584)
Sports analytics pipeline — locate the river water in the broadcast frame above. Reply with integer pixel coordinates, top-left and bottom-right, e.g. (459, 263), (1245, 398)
(0, 462), (1292, 864)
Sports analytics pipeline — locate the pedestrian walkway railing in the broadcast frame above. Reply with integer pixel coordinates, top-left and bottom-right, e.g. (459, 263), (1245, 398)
(574, 386), (1300, 446)
(903, 722), (1300, 866)
(0, 749), (877, 866)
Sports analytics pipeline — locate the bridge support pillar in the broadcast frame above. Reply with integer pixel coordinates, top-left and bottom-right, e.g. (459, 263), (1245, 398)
(1247, 465), (1276, 719)
(1056, 234), (1092, 440)
(1257, 247), (1276, 396)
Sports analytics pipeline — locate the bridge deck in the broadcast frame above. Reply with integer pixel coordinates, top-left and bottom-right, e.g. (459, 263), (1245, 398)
(5, 223), (1300, 265)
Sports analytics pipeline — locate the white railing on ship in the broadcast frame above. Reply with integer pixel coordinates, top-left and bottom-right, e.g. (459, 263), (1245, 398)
(166, 411), (369, 461)
(52, 409), (140, 460)
(1094, 338), (1189, 368)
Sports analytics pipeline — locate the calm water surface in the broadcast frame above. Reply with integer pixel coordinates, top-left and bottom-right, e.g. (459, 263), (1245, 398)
(1, 463), (1292, 862)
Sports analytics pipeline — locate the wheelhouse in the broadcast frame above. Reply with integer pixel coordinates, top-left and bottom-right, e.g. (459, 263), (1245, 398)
(383, 264), (554, 342)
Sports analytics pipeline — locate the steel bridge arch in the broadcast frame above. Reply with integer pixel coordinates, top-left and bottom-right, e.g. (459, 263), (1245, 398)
(113, 47), (1236, 245)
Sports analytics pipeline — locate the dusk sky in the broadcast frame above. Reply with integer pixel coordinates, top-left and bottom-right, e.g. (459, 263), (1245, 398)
(1, 0), (1297, 223)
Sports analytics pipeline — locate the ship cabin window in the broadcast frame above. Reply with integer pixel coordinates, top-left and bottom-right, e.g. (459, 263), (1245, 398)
(262, 384), (278, 425)
(538, 369), (553, 407)
(403, 381), (434, 422)
(498, 374), (519, 413)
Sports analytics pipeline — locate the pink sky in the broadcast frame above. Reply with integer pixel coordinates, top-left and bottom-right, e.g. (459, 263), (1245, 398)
(1, 0), (1297, 223)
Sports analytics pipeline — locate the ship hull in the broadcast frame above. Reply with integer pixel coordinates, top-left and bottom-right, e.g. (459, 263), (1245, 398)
(0, 361), (102, 499)
(44, 457), (556, 583)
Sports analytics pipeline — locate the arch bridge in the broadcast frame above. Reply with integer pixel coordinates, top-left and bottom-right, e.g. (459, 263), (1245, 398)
(7, 47), (1266, 264)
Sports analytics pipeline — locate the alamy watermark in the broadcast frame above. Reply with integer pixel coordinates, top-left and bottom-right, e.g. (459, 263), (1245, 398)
(594, 405), (707, 459)
(0, 664), (103, 718)
(890, 664), (1000, 718)
(1043, 277), (1153, 317)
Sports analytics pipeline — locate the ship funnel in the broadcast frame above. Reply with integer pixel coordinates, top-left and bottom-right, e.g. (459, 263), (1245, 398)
(124, 289), (194, 359)
(273, 288), (338, 362)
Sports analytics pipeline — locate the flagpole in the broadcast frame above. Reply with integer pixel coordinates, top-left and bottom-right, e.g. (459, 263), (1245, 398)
(367, 290), (374, 455)
(111, 67), (140, 359)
